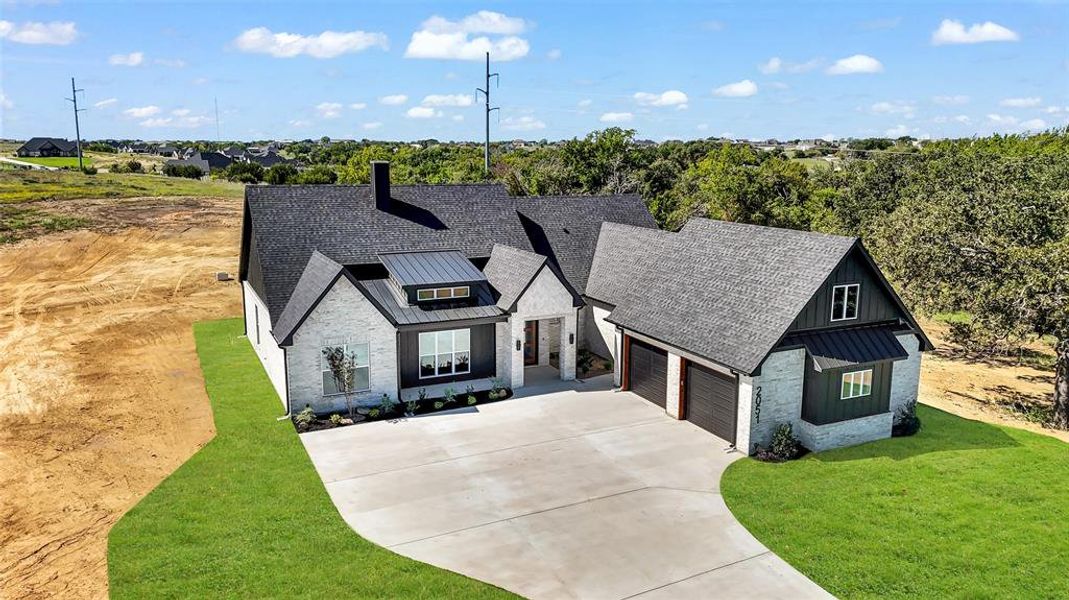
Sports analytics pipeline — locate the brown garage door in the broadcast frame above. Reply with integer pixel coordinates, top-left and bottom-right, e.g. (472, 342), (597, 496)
(628, 338), (668, 408)
(685, 362), (737, 443)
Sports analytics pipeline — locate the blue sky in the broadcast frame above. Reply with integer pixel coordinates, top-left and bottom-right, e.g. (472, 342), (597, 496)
(1, 1), (1067, 141)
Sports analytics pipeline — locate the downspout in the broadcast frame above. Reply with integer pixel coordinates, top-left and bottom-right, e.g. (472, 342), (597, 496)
(276, 346), (292, 421)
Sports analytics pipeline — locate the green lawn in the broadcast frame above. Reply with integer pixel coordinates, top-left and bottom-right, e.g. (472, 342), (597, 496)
(0, 170), (242, 203)
(17, 156), (93, 168)
(108, 319), (513, 599)
(722, 406), (1069, 599)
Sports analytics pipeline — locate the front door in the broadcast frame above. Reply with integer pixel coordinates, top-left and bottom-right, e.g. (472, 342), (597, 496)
(524, 320), (538, 366)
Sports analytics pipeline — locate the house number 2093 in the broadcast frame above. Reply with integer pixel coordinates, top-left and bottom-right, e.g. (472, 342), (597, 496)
(754, 387), (762, 424)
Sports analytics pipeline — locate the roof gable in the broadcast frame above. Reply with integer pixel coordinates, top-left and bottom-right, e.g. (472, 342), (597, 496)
(483, 244), (548, 311)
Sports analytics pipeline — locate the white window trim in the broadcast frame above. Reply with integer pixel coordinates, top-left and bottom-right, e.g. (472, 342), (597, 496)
(418, 329), (471, 379)
(830, 283), (860, 322)
(840, 368), (873, 400)
(416, 286), (470, 302)
(321, 342), (372, 396)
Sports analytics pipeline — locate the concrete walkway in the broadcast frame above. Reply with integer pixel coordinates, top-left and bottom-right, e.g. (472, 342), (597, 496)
(301, 375), (831, 599)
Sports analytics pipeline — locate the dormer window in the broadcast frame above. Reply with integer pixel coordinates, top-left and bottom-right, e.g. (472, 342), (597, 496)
(831, 284), (860, 321)
(416, 286), (470, 302)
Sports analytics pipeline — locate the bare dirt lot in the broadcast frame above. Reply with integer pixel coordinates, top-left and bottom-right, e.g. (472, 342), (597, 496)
(0, 194), (1062, 599)
(0, 196), (242, 599)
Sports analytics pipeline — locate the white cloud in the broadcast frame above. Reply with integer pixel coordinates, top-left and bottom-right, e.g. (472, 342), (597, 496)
(633, 90), (689, 108)
(316, 101), (343, 118)
(109, 51), (144, 67)
(501, 115), (546, 131)
(758, 57), (820, 75)
(0, 20), (77, 45)
(404, 11), (530, 61)
(171, 108), (191, 116)
(885, 124), (913, 137)
(826, 54), (883, 75)
(123, 105), (161, 118)
(379, 94), (408, 105)
(406, 106), (442, 118)
(421, 93), (474, 107)
(154, 58), (186, 68)
(362, 121), (382, 130)
(931, 19), (1018, 45)
(577, 99), (592, 108)
(233, 26), (388, 58)
(999, 97), (1042, 108)
(933, 95), (969, 105)
(0, 91), (12, 110)
(713, 79), (758, 97)
(987, 113), (1019, 125)
(599, 112), (633, 123)
(289, 119), (311, 127)
(349, 102), (367, 110)
(1019, 118), (1046, 130)
(139, 114), (211, 128)
(93, 97), (117, 108)
(696, 123), (709, 132)
(1043, 106), (1068, 115)
(452, 114), (464, 122)
(870, 101), (915, 117)
(192, 77), (210, 85)
(546, 48), (561, 60)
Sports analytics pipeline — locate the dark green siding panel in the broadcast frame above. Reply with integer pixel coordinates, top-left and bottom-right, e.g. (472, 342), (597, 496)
(789, 248), (903, 332)
(802, 356), (893, 425)
(398, 323), (496, 388)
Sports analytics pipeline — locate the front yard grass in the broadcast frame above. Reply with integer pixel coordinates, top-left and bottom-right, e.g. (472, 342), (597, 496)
(722, 406), (1069, 599)
(0, 170), (242, 203)
(108, 318), (514, 599)
(17, 156), (94, 168)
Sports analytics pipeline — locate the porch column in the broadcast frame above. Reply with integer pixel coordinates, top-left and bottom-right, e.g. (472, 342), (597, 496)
(510, 316), (525, 388)
(560, 312), (577, 381)
(666, 352), (683, 419)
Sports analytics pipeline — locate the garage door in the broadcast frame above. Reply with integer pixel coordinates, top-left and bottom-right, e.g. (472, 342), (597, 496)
(628, 338), (667, 408)
(685, 362), (737, 443)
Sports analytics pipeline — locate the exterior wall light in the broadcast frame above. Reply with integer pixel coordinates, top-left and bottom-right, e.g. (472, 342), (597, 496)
(569, 333), (575, 345)
(516, 339), (522, 351)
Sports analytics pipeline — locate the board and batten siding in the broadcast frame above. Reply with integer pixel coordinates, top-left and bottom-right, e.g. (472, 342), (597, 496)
(802, 359), (893, 425)
(398, 323), (497, 388)
(789, 248), (902, 331)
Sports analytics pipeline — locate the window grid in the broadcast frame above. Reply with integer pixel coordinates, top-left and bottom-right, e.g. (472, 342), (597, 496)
(840, 369), (873, 399)
(419, 329), (471, 379)
(831, 283), (860, 321)
(416, 286), (470, 301)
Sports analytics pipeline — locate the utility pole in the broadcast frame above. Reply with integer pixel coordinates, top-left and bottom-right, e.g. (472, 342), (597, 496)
(214, 97), (221, 141)
(66, 77), (86, 171)
(475, 51), (499, 174)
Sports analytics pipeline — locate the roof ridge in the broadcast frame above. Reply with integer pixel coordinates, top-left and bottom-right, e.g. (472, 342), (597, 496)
(682, 217), (858, 243)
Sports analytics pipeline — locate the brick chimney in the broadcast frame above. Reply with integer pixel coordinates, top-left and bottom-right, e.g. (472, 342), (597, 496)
(371, 161), (390, 210)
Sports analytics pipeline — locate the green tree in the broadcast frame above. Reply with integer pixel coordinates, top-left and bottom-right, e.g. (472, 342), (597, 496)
(264, 163), (298, 184)
(221, 161), (264, 184)
(295, 164), (338, 184)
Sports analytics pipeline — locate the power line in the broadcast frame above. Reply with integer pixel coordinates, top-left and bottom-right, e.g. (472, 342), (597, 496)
(475, 52), (499, 174)
(65, 77), (86, 171)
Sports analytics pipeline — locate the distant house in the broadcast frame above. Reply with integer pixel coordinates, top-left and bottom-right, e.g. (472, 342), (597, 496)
(156, 145), (180, 158)
(244, 150), (290, 168)
(16, 137), (78, 158)
(164, 151), (233, 175)
(221, 145), (246, 158)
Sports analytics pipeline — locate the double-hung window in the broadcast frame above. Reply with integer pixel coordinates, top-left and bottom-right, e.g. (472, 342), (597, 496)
(321, 342), (371, 395)
(416, 286), (470, 302)
(831, 283), (860, 321)
(840, 369), (872, 399)
(419, 329), (470, 378)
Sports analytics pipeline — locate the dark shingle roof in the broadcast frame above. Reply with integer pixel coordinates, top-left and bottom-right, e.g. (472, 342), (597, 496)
(379, 250), (487, 287)
(272, 250), (347, 345)
(483, 244), (547, 310)
(781, 325), (908, 371)
(18, 137), (76, 153)
(514, 194), (657, 294)
(357, 279), (505, 326)
(587, 219), (859, 375)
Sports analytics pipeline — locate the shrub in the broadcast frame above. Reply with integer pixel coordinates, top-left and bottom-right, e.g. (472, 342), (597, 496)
(295, 164), (337, 184)
(163, 163), (204, 179)
(367, 408), (381, 419)
(756, 423), (802, 462)
(81, 165), (97, 175)
(433, 401), (445, 410)
(264, 163), (298, 184)
(329, 413), (343, 426)
(379, 393), (396, 416)
(418, 388), (427, 402)
(405, 399), (419, 415)
(892, 399), (922, 437)
(467, 395), (477, 406)
(443, 387), (456, 404)
(294, 405), (316, 431)
(577, 349), (595, 373)
(487, 390), (500, 401)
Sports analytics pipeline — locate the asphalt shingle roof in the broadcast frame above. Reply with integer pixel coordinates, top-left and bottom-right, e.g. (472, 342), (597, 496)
(482, 244), (547, 310)
(586, 218), (859, 375)
(272, 250), (346, 344)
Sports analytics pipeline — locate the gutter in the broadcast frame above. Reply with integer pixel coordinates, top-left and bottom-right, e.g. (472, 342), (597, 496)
(275, 346), (292, 421)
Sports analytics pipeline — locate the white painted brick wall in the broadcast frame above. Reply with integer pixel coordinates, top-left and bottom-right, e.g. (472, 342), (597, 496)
(495, 321), (512, 388)
(797, 412), (893, 452)
(510, 267), (577, 387)
(560, 312), (577, 381)
(890, 333), (922, 416)
(538, 318), (552, 366)
(665, 352), (682, 418)
(588, 305), (616, 361)
(735, 375), (755, 452)
(748, 348), (805, 451)
(242, 282), (288, 409)
(288, 278), (398, 414)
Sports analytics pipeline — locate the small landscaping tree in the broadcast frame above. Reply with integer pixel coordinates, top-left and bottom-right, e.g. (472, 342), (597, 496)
(322, 346), (362, 421)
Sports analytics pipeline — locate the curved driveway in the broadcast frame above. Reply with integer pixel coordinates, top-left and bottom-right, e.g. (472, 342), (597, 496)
(301, 375), (831, 599)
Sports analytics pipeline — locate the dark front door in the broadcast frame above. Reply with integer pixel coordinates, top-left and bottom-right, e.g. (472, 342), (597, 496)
(685, 362), (737, 443)
(628, 338), (668, 407)
(524, 320), (538, 366)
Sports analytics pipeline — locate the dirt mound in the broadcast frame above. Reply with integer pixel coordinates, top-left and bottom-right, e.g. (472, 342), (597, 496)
(0, 197), (242, 599)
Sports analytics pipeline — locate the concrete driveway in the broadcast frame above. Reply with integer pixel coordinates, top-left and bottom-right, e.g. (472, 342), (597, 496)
(301, 376), (831, 599)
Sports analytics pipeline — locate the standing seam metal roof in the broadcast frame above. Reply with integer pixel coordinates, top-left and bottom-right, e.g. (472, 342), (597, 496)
(379, 250), (487, 287)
